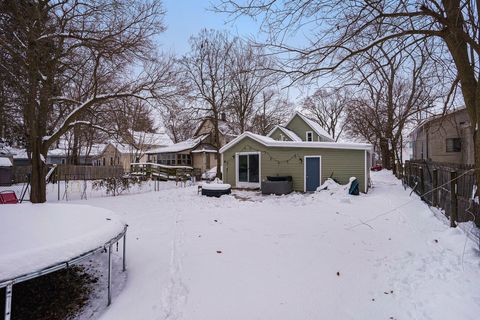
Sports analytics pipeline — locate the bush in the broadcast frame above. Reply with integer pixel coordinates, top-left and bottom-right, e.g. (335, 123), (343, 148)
(92, 176), (143, 196)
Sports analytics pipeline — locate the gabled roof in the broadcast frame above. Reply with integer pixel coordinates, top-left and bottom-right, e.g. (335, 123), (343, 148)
(147, 134), (209, 154)
(194, 118), (236, 137)
(409, 106), (468, 137)
(220, 131), (372, 154)
(267, 125), (302, 141)
(286, 112), (334, 142)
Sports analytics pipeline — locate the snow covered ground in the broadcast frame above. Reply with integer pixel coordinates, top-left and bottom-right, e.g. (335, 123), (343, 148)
(5, 171), (479, 319)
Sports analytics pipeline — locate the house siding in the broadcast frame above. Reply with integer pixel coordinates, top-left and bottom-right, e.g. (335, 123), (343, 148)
(222, 137), (367, 192)
(286, 115), (330, 142)
(269, 127), (293, 141)
(411, 109), (474, 164)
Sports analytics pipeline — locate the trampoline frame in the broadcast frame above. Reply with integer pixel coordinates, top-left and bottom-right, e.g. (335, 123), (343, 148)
(0, 225), (128, 320)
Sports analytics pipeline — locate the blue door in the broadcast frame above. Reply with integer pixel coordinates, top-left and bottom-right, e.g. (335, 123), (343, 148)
(305, 157), (321, 192)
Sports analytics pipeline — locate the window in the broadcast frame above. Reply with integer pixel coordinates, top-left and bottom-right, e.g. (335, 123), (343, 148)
(159, 153), (177, 165)
(110, 157), (114, 166)
(279, 133), (285, 141)
(306, 131), (313, 142)
(446, 138), (461, 152)
(177, 154), (192, 165)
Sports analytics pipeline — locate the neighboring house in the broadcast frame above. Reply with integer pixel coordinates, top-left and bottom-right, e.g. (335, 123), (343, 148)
(409, 108), (474, 165)
(147, 117), (236, 173)
(93, 143), (132, 170)
(220, 112), (373, 193)
(94, 130), (173, 171)
(0, 146), (29, 166)
(47, 144), (106, 165)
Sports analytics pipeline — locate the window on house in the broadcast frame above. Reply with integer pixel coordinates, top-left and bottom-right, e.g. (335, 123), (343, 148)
(110, 157), (114, 166)
(177, 154), (192, 165)
(446, 138), (461, 152)
(306, 131), (313, 142)
(103, 158), (106, 166)
(159, 153), (177, 165)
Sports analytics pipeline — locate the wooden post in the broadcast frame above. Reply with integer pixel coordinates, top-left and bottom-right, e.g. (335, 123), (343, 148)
(432, 169), (438, 207)
(419, 166), (424, 198)
(450, 171), (458, 228)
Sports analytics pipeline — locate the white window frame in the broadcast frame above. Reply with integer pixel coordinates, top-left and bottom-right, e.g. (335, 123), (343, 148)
(304, 155), (322, 192)
(306, 131), (314, 142)
(235, 151), (261, 189)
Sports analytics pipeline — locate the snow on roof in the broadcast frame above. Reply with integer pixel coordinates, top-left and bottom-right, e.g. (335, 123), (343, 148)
(267, 125), (302, 141)
(287, 112), (334, 142)
(147, 135), (209, 154)
(0, 204), (125, 282)
(47, 143), (108, 158)
(0, 146), (28, 159)
(220, 131), (372, 153)
(0, 157), (13, 167)
(131, 130), (173, 146)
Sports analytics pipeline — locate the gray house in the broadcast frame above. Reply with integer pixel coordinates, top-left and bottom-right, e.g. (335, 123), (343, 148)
(410, 108), (474, 164)
(220, 112), (373, 193)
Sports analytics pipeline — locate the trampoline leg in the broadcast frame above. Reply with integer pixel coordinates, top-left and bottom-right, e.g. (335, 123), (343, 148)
(4, 284), (12, 320)
(107, 245), (112, 306)
(122, 233), (127, 272)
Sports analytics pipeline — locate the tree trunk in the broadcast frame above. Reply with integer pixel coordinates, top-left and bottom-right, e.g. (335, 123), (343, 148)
(30, 138), (47, 203)
(379, 139), (391, 170)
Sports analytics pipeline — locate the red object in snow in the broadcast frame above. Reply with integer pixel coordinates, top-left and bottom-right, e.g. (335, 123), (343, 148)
(370, 165), (383, 172)
(0, 190), (18, 204)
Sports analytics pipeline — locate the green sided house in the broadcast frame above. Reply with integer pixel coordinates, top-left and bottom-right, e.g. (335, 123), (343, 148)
(220, 112), (373, 193)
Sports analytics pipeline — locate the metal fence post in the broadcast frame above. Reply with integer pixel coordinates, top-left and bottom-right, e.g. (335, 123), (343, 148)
(107, 244), (112, 306)
(419, 166), (425, 199)
(450, 171), (458, 227)
(122, 233), (127, 272)
(4, 284), (12, 320)
(432, 169), (438, 207)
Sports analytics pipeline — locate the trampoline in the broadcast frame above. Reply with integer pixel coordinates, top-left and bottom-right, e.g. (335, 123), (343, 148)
(0, 204), (128, 320)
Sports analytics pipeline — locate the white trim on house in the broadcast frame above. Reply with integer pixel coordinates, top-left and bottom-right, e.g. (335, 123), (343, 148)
(304, 156), (322, 192)
(191, 149), (217, 153)
(266, 125), (302, 141)
(220, 132), (373, 154)
(364, 150), (367, 193)
(306, 131), (313, 142)
(235, 151), (261, 189)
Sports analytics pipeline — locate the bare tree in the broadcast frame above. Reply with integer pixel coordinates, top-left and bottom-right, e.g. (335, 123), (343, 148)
(0, 0), (177, 202)
(302, 88), (350, 141)
(216, 0), (480, 187)
(344, 46), (438, 172)
(251, 90), (293, 135)
(227, 40), (278, 134)
(160, 100), (196, 143)
(181, 29), (234, 178)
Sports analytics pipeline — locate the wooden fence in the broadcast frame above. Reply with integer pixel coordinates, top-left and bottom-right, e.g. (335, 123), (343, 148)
(401, 160), (479, 227)
(54, 165), (124, 181)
